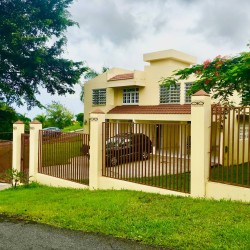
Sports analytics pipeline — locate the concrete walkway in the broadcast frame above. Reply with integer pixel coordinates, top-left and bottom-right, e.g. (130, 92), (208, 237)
(0, 183), (11, 191)
(0, 215), (166, 250)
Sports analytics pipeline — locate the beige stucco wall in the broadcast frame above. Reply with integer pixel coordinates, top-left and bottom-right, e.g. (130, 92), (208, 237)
(99, 176), (190, 197)
(36, 173), (89, 189)
(206, 182), (250, 202)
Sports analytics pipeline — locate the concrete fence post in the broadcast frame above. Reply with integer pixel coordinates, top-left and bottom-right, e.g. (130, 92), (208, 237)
(89, 109), (106, 190)
(191, 90), (211, 198)
(12, 121), (25, 172)
(29, 120), (42, 181)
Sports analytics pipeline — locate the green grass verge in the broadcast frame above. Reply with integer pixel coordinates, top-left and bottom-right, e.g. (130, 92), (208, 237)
(0, 183), (249, 249)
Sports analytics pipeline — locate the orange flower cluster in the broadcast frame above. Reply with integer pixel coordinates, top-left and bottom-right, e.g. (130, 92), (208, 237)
(203, 59), (211, 69)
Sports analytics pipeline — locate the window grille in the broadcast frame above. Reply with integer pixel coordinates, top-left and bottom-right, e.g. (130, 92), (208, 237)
(160, 84), (180, 104)
(239, 123), (249, 140)
(185, 82), (192, 103)
(123, 88), (139, 104)
(92, 89), (106, 105)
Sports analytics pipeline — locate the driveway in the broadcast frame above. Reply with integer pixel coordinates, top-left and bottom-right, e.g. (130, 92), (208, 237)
(0, 215), (166, 250)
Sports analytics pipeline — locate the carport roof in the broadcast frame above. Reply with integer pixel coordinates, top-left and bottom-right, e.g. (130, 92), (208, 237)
(108, 104), (191, 114)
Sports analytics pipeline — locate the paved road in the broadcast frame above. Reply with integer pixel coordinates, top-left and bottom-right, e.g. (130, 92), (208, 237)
(0, 215), (165, 250)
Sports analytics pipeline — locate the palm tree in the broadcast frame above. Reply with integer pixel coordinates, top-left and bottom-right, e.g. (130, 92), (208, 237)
(33, 113), (47, 127)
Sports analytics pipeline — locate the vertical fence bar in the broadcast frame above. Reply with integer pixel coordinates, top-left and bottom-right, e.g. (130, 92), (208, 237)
(226, 107), (231, 182)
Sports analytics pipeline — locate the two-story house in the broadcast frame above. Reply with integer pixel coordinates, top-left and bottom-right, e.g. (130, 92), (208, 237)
(84, 49), (196, 127)
(84, 49), (248, 165)
(83, 49), (198, 154)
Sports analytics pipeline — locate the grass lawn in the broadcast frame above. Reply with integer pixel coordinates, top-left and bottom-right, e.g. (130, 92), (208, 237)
(0, 183), (249, 249)
(210, 162), (249, 187)
(41, 135), (83, 166)
(127, 172), (190, 193)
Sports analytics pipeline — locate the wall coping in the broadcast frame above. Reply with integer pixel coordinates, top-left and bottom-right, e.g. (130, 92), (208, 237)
(192, 89), (210, 96)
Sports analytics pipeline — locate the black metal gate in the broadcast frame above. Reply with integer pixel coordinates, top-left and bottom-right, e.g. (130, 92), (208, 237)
(102, 122), (191, 193)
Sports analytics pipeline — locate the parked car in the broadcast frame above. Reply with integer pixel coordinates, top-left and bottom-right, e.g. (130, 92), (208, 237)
(42, 127), (61, 138)
(81, 133), (153, 166)
(105, 133), (153, 166)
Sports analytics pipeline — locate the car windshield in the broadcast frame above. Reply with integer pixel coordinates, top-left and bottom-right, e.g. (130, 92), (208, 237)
(43, 127), (60, 131)
(106, 135), (131, 148)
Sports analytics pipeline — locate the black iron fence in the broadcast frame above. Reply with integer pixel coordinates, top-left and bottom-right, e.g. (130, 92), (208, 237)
(210, 105), (250, 188)
(38, 130), (90, 185)
(102, 122), (191, 193)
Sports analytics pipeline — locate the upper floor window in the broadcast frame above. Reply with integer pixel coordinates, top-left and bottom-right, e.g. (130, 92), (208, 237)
(92, 88), (106, 105)
(123, 88), (139, 104)
(160, 84), (180, 104)
(185, 82), (192, 103)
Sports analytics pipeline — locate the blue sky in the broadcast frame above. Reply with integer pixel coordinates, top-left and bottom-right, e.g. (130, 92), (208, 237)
(14, 0), (250, 119)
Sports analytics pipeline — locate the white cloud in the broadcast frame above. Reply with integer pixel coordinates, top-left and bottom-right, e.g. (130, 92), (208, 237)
(15, 0), (250, 119)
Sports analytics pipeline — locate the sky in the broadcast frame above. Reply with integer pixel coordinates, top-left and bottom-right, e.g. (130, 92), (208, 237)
(15, 0), (250, 119)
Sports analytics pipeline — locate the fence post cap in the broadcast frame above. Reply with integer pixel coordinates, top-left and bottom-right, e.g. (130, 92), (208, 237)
(14, 120), (24, 124)
(192, 90), (210, 96)
(30, 120), (41, 124)
(91, 108), (105, 114)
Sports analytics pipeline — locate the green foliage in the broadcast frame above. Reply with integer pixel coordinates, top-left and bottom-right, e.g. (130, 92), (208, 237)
(16, 113), (31, 131)
(161, 44), (250, 105)
(45, 101), (74, 129)
(0, 102), (17, 134)
(0, 169), (29, 188)
(62, 122), (83, 132)
(75, 112), (84, 126)
(0, 102), (30, 137)
(0, 0), (87, 108)
(33, 113), (48, 128)
(0, 185), (249, 249)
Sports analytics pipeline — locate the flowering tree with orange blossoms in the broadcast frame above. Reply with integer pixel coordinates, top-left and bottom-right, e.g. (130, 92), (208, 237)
(161, 44), (250, 105)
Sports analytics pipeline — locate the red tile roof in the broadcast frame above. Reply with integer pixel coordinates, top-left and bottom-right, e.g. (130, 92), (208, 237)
(108, 73), (134, 81)
(108, 104), (191, 114)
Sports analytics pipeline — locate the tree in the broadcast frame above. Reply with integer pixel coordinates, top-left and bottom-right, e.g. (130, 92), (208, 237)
(33, 113), (48, 128)
(161, 44), (250, 105)
(16, 113), (31, 131)
(0, 103), (17, 137)
(45, 101), (74, 129)
(75, 112), (84, 126)
(0, 0), (87, 108)
(0, 102), (30, 139)
(80, 66), (109, 102)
